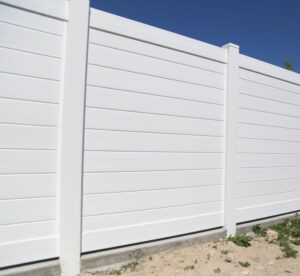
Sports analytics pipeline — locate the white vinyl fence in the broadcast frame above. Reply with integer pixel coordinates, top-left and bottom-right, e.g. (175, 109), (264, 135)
(0, 0), (299, 275)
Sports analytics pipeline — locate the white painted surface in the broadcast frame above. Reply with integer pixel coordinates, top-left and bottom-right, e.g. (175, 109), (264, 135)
(237, 54), (300, 222)
(82, 8), (226, 253)
(0, 0), (66, 268)
(58, 0), (90, 275)
(222, 43), (239, 236)
(1, 1), (300, 272)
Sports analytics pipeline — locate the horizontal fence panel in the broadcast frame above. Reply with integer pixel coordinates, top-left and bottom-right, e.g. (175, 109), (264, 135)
(88, 44), (224, 89)
(237, 178), (300, 198)
(82, 211), (223, 252)
(237, 199), (300, 223)
(0, 47), (61, 80)
(0, 1), (64, 269)
(238, 167), (300, 183)
(84, 152), (223, 172)
(0, 72), (60, 103)
(0, 150), (57, 174)
(83, 185), (222, 216)
(0, 124), (57, 149)
(0, 21), (63, 58)
(0, 236), (58, 268)
(239, 108), (300, 130)
(240, 54), (300, 86)
(0, 220), (56, 243)
(0, 197), (56, 225)
(238, 153), (300, 168)
(90, 8), (225, 63)
(239, 68), (300, 94)
(87, 65), (224, 104)
(83, 201), (222, 232)
(89, 29), (225, 74)
(84, 129), (223, 152)
(85, 108), (223, 136)
(84, 169), (223, 194)
(86, 86), (224, 120)
(237, 190), (300, 209)
(239, 78), (300, 105)
(239, 93), (300, 117)
(0, 98), (58, 126)
(0, 4), (65, 35)
(238, 138), (300, 153)
(0, 174), (56, 199)
(238, 123), (300, 141)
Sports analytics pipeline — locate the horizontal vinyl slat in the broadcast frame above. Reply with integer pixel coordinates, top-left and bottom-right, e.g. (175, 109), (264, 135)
(84, 129), (223, 152)
(88, 44), (224, 89)
(237, 199), (300, 223)
(0, 236), (58, 268)
(239, 108), (300, 130)
(239, 68), (300, 94)
(0, 47), (61, 80)
(83, 185), (222, 216)
(237, 190), (300, 209)
(85, 108), (223, 136)
(0, 124), (57, 149)
(0, 72), (60, 103)
(239, 153), (300, 168)
(82, 211), (222, 252)
(86, 86), (224, 120)
(89, 29), (225, 74)
(83, 201), (222, 232)
(0, 0), (68, 21)
(0, 174), (56, 199)
(84, 152), (223, 172)
(237, 178), (300, 198)
(238, 167), (300, 183)
(239, 78), (300, 105)
(0, 98), (58, 126)
(0, 197), (56, 225)
(84, 169), (223, 194)
(87, 66), (224, 104)
(0, 21), (63, 58)
(239, 93), (300, 117)
(0, 220), (56, 243)
(0, 150), (57, 174)
(238, 138), (300, 153)
(239, 123), (300, 141)
(0, 4), (65, 35)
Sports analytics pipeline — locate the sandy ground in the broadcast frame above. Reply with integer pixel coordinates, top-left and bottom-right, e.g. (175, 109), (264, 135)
(81, 234), (300, 276)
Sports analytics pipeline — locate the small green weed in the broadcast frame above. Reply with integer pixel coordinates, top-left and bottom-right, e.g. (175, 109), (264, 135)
(239, 261), (251, 267)
(252, 224), (267, 237)
(183, 265), (195, 271)
(270, 216), (300, 258)
(292, 239), (300, 245)
(194, 259), (198, 264)
(148, 256), (153, 261)
(221, 249), (228, 255)
(228, 235), (252, 247)
(207, 253), (211, 260)
(214, 267), (221, 273)
(212, 244), (218, 249)
(110, 269), (122, 275)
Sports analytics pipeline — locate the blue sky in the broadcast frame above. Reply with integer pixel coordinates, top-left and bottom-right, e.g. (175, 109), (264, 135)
(91, 0), (300, 73)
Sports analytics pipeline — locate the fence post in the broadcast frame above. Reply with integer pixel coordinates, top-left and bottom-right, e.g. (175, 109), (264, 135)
(58, 0), (90, 275)
(222, 43), (239, 237)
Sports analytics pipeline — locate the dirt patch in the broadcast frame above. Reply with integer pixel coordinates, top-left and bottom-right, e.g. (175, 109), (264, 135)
(81, 219), (300, 276)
